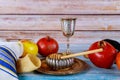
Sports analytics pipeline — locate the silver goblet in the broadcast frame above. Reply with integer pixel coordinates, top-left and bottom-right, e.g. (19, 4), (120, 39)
(61, 18), (76, 54)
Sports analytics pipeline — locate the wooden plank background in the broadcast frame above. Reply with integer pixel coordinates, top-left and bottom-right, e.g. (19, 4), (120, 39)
(1, 15), (120, 31)
(1, 0), (120, 14)
(0, 0), (120, 45)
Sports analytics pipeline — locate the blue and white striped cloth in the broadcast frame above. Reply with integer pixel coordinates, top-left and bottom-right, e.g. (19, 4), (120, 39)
(0, 42), (23, 80)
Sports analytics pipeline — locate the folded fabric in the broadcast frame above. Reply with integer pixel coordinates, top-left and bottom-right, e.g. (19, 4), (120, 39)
(0, 42), (23, 80)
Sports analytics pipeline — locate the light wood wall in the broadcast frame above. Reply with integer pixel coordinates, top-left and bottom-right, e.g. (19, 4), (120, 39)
(0, 0), (120, 45)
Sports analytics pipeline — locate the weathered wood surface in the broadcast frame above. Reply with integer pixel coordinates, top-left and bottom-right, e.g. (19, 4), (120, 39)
(0, 15), (120, 30)
(19, 61), (120, 80)
(0, 31), (119, 44)
(0, 0), (119, 44)
(1, 0), (120, 14)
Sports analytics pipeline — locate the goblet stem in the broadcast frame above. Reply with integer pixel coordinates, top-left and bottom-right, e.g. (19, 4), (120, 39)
(66, 37), (70, 54)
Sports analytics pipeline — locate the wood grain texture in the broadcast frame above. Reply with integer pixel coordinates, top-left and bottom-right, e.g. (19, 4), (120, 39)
(1, 15), (120, 30)
(0, 0), (120, 14)
(0, 31), (120, 44)
(0, 0), (120, 45)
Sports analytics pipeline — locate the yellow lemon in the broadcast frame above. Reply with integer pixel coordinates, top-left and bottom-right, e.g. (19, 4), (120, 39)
(20, 40), (38, 57)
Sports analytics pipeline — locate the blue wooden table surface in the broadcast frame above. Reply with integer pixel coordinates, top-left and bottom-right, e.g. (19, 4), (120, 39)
(18, 44), (120, 80)
(18, 59), (120, 80)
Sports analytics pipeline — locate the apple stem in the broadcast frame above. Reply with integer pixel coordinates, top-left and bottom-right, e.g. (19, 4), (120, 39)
(99, 41), (106, 48)
(46, 36), (50, 42)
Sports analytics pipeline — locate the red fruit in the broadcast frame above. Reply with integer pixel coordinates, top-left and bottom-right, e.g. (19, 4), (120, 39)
(116, 52), (120, 70)
(37, 36), (59, 57)
(88, 41), (117, 69)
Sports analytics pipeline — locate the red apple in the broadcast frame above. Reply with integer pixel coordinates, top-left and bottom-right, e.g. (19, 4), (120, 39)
(88, 41), (117, 69)
(37, 36), (59, 57)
